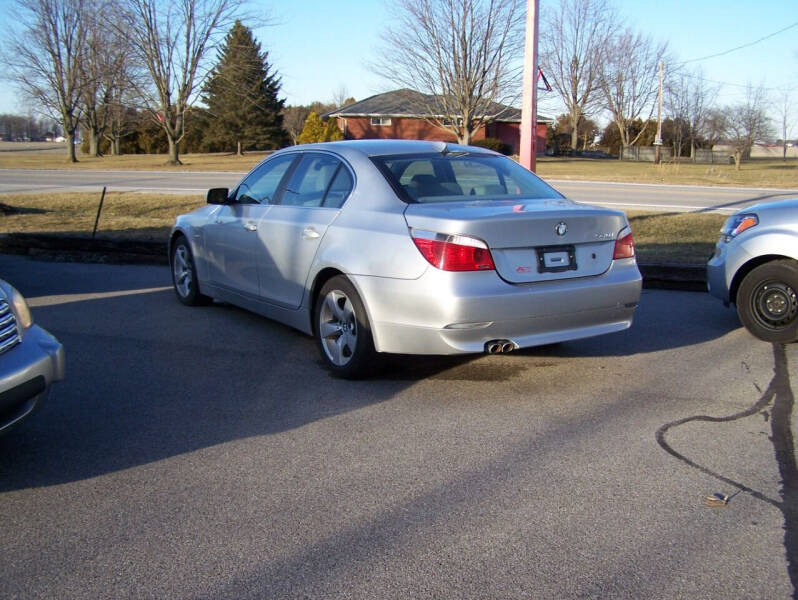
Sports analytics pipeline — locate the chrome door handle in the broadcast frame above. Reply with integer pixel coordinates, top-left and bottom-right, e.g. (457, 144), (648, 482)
(244, 221), (257, 232)
(302, 227), (320, 239)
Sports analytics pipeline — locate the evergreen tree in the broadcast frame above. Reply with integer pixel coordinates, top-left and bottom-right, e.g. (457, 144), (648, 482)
(202, 21), (287, 154)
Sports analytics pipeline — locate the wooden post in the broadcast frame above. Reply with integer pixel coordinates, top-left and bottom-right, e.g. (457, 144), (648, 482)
(92, 186), (107, 239)
(519, 0), (539, 172)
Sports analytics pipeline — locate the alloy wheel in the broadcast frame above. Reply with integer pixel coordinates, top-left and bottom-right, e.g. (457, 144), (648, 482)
(318, 289), (358, 366)
(173, 244), (193, 298)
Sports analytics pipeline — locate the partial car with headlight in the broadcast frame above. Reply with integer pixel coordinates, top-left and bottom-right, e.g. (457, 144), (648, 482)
(0, 279), (65, 434)
(169, 139), (642, 377)
(707, 198), (798, 342)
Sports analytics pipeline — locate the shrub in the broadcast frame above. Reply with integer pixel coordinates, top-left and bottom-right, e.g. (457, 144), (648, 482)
(298, 112), (344, 144)
(471, 137), (512, 155)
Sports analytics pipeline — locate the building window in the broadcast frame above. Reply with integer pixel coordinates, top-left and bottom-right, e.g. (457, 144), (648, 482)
(370, 117), (392, 126)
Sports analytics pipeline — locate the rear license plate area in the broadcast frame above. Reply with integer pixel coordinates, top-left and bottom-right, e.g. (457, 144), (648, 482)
(536, 245), (577, 273)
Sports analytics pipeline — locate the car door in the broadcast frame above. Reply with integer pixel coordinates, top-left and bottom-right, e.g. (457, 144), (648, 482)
(255, 152), (354, 308)
(203, 153), (297, 296)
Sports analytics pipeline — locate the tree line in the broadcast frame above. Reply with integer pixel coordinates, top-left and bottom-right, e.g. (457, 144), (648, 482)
(539, 0), (785, 167)
(0, 114), (62, 141)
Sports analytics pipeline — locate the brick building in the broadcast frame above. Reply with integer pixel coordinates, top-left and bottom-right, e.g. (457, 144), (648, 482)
(324, 89), (550, 155)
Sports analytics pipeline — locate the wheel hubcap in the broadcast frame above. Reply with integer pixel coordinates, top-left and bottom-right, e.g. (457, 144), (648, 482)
(752, 280), (797, 330)
(173, 245), (193, 298)
(319, 290), (357, 366)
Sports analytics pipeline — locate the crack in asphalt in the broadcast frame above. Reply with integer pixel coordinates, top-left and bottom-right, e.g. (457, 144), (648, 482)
(656, 344), (797, 596)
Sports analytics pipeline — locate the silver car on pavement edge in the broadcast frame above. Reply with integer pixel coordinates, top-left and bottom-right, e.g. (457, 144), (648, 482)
(0, 279), (65, 434)
(708, 197), (798, 343)
(170, 140), (642, 377)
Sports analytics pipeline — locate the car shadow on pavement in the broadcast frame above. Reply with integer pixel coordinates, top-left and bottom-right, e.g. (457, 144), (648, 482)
(0, 258), (739, 492)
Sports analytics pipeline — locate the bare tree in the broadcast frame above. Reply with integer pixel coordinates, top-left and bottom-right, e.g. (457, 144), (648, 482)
(775, 90), (796, 161)
(374, 0), (524, 144)
(79, 1), (135, 157)
(665, 67), (718, 160)
(121, 0), (242, 165)
(282, 105), (311, 145)
(704, 108), (728, 149)
(724, 85), (772, 170)
(600, 29), (668, 157)
(539, 0), (618, 152)
(6, 0), (89, 162)
(331, 85), (352, 109)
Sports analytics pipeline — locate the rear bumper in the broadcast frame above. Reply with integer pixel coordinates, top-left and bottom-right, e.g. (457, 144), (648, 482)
(0, 325), (65, 435)
(353, 258), (642, 354)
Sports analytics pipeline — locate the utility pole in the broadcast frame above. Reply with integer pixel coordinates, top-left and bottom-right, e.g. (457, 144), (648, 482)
(654, 60), (663, 164)
(519, 0), (539, 172)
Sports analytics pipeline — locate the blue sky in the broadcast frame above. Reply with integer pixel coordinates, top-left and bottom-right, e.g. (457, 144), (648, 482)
(0, 0), (795, 117)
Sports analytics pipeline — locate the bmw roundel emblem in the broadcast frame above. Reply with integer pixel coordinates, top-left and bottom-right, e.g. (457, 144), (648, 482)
(555, 222), (567, 236)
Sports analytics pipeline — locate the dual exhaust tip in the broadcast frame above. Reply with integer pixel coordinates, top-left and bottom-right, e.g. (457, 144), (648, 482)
(485, 339), (516, 354)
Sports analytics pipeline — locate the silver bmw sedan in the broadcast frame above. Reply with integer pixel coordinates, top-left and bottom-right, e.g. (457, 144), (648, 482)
(170, 139), (642, 377)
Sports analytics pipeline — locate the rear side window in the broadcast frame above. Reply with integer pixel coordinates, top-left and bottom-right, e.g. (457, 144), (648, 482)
(281, 153), (345, 207)
(280, 152), (353, 208)
(372, 153), (561, 203)
(324, 166), (354, 208)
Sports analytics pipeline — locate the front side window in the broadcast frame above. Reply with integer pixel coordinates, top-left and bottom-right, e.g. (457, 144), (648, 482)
(372, 153), (562, 204)
(235, 154), (297, 204)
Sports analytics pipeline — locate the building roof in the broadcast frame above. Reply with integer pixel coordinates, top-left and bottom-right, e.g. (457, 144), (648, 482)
(325, 89), (551, 123)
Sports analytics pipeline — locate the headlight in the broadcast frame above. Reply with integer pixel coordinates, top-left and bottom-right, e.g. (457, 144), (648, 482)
(719, 213), (758, 243)
(3, 283), (33, 331)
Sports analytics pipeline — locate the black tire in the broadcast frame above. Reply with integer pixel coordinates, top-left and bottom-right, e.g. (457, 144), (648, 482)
(314, 275), (377, 378)
(736, 259), (798, 343)
(170, 235), (210, 306)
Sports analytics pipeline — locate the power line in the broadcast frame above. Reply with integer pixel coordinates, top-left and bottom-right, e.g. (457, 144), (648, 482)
(676, 69), (798, 93)
(679, 21), (798, 65)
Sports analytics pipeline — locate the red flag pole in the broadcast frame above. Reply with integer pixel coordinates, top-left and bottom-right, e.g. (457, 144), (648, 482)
(519, 0), (539, 172)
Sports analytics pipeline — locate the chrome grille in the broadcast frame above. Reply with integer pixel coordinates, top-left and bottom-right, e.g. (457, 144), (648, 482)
(0, 299), (20, 355)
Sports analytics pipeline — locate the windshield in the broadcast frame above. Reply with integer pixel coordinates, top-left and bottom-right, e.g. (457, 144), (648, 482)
(371, 152), (562, 204)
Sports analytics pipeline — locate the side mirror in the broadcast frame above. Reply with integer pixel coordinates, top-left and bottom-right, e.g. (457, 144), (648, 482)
(206, 188), (229, 204)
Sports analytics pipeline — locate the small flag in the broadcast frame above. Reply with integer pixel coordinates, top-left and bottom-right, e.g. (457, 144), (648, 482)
(537, 67), (552, 92)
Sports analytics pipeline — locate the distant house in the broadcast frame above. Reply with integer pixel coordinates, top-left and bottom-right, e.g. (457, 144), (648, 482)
(324, 89), (550, 155)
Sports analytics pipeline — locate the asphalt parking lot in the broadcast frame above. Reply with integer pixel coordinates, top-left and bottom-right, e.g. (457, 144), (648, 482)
(1, 254), (796, 599)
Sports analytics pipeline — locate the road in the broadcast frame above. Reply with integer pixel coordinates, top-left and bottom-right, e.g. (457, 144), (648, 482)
(1, 255), (796, 598)
(2, 167), (797, 213)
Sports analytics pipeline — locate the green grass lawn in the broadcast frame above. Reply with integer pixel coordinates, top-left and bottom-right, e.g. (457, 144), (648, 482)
(0, 192), (724, 264)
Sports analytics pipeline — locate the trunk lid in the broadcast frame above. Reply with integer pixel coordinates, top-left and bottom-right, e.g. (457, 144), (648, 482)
(404, 198), (629, 283)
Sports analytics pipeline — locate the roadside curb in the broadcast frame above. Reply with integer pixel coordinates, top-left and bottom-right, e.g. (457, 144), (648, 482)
(0, 233), (168, 265)
(0, 233), (708, 292)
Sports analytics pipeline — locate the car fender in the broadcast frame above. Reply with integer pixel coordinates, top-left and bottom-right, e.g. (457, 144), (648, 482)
(311, 207), (429, 280)
(170, 219), (210, 284)
(726, 230), (798, 298)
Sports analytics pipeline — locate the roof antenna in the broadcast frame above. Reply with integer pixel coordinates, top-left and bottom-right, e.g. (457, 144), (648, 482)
(434, 141), (449, 154)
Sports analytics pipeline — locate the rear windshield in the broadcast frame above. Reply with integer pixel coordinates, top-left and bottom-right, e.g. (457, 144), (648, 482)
(371, 152), (562, 203)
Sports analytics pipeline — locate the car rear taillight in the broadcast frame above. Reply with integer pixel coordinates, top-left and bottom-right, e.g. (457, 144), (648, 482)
(613, 232), (635, 259)
(411, 230), (495, 271)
